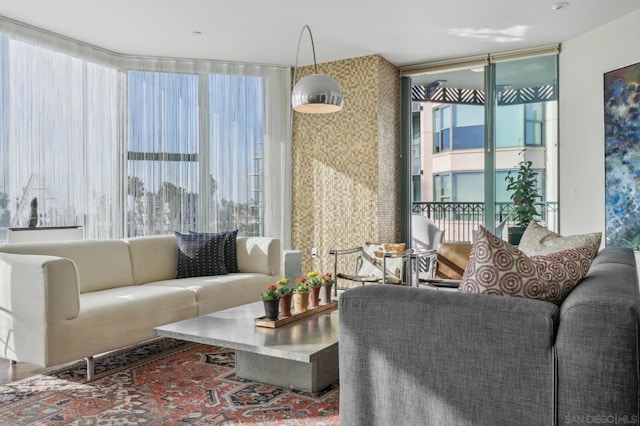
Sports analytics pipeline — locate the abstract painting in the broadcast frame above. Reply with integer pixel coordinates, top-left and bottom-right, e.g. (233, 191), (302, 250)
(604, 61), (640, 249)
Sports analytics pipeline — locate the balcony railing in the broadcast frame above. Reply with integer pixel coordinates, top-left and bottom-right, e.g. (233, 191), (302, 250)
(412, 201), (559, 243)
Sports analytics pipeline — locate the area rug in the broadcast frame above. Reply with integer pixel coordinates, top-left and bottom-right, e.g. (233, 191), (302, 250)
(0, 338), (339, 425)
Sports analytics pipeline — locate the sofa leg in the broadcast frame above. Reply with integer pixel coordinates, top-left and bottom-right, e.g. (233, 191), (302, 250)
(85, 356), (95, 381)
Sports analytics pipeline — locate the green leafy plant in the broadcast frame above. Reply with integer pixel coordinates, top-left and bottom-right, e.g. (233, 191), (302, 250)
(277, 278), (293, 296)
(306, 271), (321, 287)
(260, 284), (280, 301)
(505, 156), (541, 228)
(295, 277), (309, 293)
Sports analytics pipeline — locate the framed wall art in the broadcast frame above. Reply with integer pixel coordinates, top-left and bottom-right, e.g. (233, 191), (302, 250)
(604, 61), (640, 249)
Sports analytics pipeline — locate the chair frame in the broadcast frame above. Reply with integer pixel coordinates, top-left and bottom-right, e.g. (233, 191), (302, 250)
(329, 246), (416, 295)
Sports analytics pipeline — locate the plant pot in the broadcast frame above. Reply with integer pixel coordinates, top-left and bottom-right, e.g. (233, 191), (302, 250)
(507, 226), (525, 246)
(293, 291), (309, 313)
(278, 294), (292, 317)
(262, 299), (280, 320)
(309, 286), (321, 308)
(319, 282), (333, 305)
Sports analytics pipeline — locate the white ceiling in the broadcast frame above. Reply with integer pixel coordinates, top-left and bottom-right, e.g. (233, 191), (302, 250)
(0, 0), (638, 68)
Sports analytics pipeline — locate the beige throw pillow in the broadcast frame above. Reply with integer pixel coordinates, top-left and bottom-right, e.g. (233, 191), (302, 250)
(458, 226), (595, 305)
(518, 221), (601, 259)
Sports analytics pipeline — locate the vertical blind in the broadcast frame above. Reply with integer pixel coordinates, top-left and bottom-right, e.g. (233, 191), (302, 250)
(0, 19), (291, 246)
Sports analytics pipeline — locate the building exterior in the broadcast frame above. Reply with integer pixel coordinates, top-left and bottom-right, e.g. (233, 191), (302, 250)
(412, 99), (558, 241)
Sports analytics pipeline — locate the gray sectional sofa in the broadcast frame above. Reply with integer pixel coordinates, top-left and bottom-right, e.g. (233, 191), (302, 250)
(339, 246), (639, 425)
(0, 234), (280, 374)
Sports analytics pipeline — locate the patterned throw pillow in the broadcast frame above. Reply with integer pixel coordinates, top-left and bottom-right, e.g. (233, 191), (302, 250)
(518, 221), (601, 259)
(458, 226), (595, 305)
(358, 242), (407, 280)
(191, 230), (239, 273)
(175, 232), (228, 279)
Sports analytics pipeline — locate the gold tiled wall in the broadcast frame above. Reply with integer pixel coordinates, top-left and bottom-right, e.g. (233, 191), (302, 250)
(376, 56), (402, 243)
(292, 54), (401, 273)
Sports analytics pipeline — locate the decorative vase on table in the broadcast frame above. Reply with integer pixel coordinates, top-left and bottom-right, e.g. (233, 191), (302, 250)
(309, 285), (321, 308)
(279, 293), (292, 317)
(276, 278), (293, 317)
(319, 272), (334, 305)
(260, 284), (280, 320)
(306, 271), (322, 308)
(293, 277), (310, 313)
(263, 299), (280, 320)
(293, 291), (309, 313)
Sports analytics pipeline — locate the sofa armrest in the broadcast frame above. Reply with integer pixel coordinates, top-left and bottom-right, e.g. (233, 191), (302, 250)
(0, 253), (80, 365)
(556, 249), (640, 424)
(339, 285), (559, 426)
(236, 237), (281, 276)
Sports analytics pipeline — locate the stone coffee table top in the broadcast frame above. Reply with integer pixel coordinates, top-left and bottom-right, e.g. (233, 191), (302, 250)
(154, 301), (339, 363)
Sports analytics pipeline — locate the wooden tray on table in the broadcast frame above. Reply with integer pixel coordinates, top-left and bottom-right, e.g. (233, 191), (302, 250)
(255, 301), (338, 328)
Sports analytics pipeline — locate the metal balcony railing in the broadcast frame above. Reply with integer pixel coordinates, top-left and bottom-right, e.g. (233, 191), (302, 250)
(411, 201), (559, 243)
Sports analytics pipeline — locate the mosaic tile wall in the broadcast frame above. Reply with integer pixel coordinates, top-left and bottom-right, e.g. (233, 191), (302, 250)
(292, 54), (401, 273)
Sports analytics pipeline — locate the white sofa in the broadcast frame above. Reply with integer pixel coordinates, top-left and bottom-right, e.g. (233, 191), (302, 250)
(0, 234), (281, 374)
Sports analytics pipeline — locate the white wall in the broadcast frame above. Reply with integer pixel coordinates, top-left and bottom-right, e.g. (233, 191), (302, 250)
(560, 9), (640, 273)
(559, 9), (640, 237)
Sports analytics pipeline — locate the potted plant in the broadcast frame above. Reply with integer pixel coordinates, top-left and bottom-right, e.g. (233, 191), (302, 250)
(293, 277), (310, 313)
(504, 154), (541, 245)
(260, 284), (280, 320)
(277, 278), (293, 317)
(319, 272), (334, 305)
(306, 271), (322, 308)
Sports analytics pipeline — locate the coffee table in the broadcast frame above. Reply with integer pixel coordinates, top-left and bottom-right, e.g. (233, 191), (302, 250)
(154, 301), (339, 392)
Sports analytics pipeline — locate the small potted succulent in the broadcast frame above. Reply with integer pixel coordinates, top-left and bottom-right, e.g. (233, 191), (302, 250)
(277, 278), (293, 317)
(306, 271), (322, 308)
(260, 284), (280, 320)
(293, 277), (310, 313)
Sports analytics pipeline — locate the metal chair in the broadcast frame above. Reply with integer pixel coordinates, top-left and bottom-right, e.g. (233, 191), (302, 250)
(411, 214), (445, 252)
(330, 243), (414, 294)
(410, 214), (445, 281)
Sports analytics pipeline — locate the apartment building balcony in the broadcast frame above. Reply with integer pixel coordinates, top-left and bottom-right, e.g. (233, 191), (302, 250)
(412, 201), (559, 243)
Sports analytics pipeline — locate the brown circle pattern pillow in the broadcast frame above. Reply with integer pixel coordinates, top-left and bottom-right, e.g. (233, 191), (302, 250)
(458, 226), (595, 305)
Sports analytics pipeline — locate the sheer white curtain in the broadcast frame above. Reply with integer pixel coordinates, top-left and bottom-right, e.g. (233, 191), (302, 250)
(0, 34), (120, 239)
(123, 58), (291, 245)
(0, 16), (291, 247)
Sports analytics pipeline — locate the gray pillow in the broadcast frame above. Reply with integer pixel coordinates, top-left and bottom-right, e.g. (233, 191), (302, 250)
(518, 221), (601, 259)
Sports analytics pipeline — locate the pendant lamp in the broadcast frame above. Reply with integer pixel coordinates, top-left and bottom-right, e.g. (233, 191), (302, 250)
(291, 25), (343, 114)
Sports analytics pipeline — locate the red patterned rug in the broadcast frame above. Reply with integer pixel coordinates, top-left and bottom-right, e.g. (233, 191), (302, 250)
(0, 338), (339, 425)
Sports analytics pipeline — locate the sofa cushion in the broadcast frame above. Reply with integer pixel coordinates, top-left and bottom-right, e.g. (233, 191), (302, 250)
(127, 235), (178, 285)
(175, 232), (228, 278)
(0, 240), (134, 293)
(48, 285), (198, 366)
(459, 226), (595, 305)
(191, 230), (239, 273)
(150, 272), (275, 315)
(518, 220), (601, 258)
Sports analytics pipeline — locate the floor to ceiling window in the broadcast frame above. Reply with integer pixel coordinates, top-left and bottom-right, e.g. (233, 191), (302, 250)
(0, 19), (290, 244)
(405, 50), (559, 243)
(127, 71), (200, 236)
